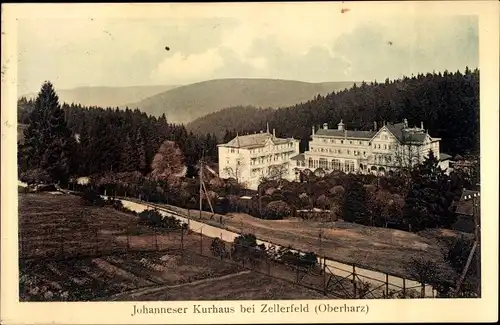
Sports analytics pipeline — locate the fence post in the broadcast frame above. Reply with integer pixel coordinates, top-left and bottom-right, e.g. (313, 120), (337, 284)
(126, 225), (130, 251)
(403, 278), (406, 298)
(421, 283), (425, 298)
(181, 228), (184, 253)
(323, 256), (327, 295)
(95, 229), (99, 255)
(200, 228), (203, 255)
(352, 265), (357, 298)
(60, 232), (65, 257)
(155, 228), (159, 251)
(385, 273), (389, 299)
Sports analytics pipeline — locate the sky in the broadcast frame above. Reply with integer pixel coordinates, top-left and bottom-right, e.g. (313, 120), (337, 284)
(15, 3), (479, 94)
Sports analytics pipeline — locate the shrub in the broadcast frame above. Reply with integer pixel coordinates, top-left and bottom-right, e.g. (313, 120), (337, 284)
(264, 200), (292, 220)
(81, 189), (105, 207)
(231, 233), (265, 263)
(210, 237), (229, 259)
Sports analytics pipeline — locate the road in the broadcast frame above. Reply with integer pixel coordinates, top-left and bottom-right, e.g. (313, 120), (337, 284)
(109, 196), (436, 298)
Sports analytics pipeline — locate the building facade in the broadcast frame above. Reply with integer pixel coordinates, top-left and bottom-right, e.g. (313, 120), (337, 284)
(291, 119), (442, 177)
(218, 126), (300, 190)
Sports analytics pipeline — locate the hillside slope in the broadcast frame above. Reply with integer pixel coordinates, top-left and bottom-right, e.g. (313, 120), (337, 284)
(125, 79), (358, 124)
(20, 85), (179, 108)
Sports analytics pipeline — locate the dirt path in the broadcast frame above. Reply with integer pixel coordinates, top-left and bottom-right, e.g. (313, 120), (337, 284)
(106, 270), (252, 301)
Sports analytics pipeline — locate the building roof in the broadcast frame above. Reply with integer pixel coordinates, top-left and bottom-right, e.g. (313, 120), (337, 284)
(385, 122), (429, 144)
(221, 132), (295, 149)
(315, 121), (433, 143)
(290, 153), (305, 161)
(315, 129), (376, 139)
(439, 153), (453, 161)
(455, 189), (480, 216)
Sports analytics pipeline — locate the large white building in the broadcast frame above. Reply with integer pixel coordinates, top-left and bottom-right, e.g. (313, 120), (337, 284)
(218, 125), (300, 190)
(291, 119), (444, 177)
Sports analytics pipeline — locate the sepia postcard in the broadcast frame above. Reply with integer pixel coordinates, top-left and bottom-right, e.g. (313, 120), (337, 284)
(1, 1), (499, 324)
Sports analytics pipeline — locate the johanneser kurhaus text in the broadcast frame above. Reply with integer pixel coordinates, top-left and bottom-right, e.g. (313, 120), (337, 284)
(218, 124), (300, 190)
(290, 119), (442, 177)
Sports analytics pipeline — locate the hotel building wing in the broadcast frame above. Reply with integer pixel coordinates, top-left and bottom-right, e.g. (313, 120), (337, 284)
(291, 119), (442, 178)
(218, 125), (301, 190)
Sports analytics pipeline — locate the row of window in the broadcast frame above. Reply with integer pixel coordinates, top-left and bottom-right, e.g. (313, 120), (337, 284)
(301, 158), (356, 172)
(319, 138), (367, 146)
(249, 152), (292, 165)
(310, 146), (367, 157)
(248, 142), (294, 154)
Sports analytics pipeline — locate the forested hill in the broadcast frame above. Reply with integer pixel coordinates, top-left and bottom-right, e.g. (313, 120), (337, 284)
(188, 68), (479, 157)
(20, 85), (179, 109)
(124, 79), (359, 124)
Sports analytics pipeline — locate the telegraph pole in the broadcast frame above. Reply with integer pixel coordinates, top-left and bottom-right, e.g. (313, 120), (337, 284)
(454, 192), (481, 296)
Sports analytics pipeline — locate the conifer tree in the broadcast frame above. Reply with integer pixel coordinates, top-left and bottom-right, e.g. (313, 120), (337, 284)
(20, 81), (76, 184)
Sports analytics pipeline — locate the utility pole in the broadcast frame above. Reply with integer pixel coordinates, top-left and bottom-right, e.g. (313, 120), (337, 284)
(454, 192), (480, 296)
(199, 150), (204, 220)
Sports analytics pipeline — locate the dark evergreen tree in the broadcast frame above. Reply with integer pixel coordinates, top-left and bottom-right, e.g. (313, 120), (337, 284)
(342, 177), (371, 225)
(20, 82), (76, 184)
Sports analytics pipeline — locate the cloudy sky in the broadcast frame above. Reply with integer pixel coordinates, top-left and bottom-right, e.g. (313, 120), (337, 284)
(15, 3), (478, 94)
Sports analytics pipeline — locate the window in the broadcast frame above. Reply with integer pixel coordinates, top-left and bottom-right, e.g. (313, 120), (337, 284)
(341, 140), (344, 144)
(350, 141), (353, 144)
(230, 148), (235, 153)
(226, 160), (229, 164)
(347, 150), (350, 155)
(363, 151), (366, 156)
(384, 144), (387, 149)
(359, 141), (362, 145)
(332, 159), (341, 170)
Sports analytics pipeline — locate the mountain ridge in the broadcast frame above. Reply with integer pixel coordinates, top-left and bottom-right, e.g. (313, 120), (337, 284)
(20, 85), (180, 108)
(123, 78), (360, 124)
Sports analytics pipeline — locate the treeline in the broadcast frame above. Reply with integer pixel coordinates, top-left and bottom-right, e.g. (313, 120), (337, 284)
(189, 68), (479, 156)
(17, 83), (219, 183)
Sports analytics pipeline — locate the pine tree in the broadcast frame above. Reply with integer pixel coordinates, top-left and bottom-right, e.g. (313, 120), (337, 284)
(20, 81), (76, 184)
(342, 177), (371, 225)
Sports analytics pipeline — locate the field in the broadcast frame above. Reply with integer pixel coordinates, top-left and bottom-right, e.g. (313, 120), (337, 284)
(18, 193), (337, 301)
(157, 203), (469, 279)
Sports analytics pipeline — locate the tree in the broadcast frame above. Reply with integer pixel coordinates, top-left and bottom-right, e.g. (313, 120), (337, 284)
(151, 140), (186, 182)
(264, 200), (292, 220)
(19, 81), (76, 184)
(342, 177), (370, 224)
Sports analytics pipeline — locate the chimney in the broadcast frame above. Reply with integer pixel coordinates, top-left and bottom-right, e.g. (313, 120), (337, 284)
(374, 121), (377, 131)
(323, 123), (328, 130)
(266, 122), (270, 133)
(312, 125), (315, 136)
(273, 128), (276, 137)
(403, 118), (408, 128)
(337, 119), (345, 131)
(421, 121), (424, 129)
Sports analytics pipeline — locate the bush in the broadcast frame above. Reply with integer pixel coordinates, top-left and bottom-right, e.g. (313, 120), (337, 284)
(231, 233), (266, 263)
(137, 209), (187, 230)
(19, 168), (52, 185)
(264, 200), (292, 220)
(210, 237), (229, 259)
(81, 189), (105, 207)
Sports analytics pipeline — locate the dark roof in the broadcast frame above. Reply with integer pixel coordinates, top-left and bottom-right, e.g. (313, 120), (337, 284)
(315, 129), (376, 139)
(439, 153), (452, 161)
(290, 153), (305, 161)
(222, 132), (294, 148)
(455, 189), (480, 216)
(385, 123), (428, 144)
